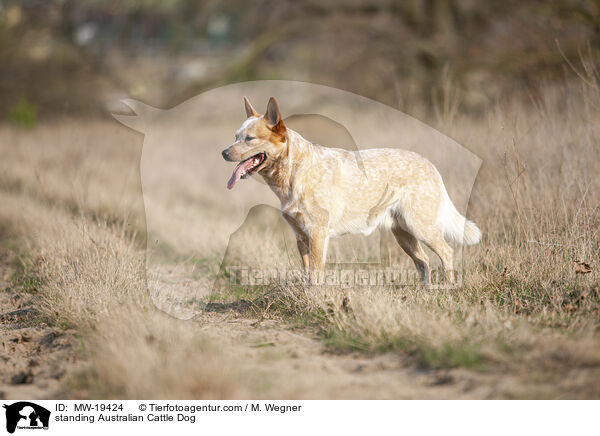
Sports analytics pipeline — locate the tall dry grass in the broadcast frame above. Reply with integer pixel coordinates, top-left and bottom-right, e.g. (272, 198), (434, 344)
(216, 73), (600, 389)
(0, 68), (599, 398)
(0, 122), (261, 398)
(280, 76), (600, 374)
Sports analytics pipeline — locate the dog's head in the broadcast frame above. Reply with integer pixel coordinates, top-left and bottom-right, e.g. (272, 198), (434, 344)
(222, 97), (287, 189)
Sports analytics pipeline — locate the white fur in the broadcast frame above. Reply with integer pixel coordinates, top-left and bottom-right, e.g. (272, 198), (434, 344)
(438, 189), (481, 245)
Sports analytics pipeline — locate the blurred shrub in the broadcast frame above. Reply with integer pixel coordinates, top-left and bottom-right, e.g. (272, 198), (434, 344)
(9, 98), (38, 128)
(1, 0), (598, 117)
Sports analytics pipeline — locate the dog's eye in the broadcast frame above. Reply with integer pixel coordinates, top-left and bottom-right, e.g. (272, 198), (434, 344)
(245, 136), (255, 141)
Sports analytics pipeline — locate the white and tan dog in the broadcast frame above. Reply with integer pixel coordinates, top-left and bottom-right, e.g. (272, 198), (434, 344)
(222, 97), (481, 284)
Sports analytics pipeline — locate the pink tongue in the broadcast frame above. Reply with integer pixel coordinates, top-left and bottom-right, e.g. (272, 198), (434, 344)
(227, 158), (256, 190)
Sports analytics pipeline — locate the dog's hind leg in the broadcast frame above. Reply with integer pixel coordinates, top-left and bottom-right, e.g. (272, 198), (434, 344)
(396, 198), (454, 284)
(391, 225), (430, 285)
(421, 230), (454, 284)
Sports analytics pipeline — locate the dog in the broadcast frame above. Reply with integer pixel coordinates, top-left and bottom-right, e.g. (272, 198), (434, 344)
(222, 97), (481, 284)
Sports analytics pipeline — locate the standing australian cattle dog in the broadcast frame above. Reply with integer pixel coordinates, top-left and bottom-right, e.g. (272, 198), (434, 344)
(222, 97), (481, 284)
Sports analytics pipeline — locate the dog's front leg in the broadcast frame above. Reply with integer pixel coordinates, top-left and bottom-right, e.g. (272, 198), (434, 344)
(308, 228), (328, 285)
(296, 236), (310, 275)
(281, 213), (310, 274)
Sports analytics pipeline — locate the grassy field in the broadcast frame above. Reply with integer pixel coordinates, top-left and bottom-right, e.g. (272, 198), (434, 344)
(0, 74), (599, 398)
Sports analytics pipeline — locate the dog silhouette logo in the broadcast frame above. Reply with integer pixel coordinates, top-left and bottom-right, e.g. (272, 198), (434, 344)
(2, 402), (50, 433)
(113, 81), (481, 318)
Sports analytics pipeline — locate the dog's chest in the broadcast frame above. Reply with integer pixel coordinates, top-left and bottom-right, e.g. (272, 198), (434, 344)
(280, 196), (312, 231)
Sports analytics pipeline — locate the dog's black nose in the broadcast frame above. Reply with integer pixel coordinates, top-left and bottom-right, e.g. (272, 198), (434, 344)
(221, 149), (230, 161)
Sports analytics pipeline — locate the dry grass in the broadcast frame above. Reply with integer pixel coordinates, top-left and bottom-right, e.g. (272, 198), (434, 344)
(1, 72), (600, 398)
(216, 78), (600, 378)
(0, 122), (259, 398)
(0, 186), (254, 399)
(270, 77), (600, 379)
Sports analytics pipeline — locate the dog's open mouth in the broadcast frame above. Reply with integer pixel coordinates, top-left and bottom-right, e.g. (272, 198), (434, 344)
(226, 152), (266, 189)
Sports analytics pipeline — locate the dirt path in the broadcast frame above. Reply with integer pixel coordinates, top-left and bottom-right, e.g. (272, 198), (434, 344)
(193, 309), (505, 399)
(0, 250), (78, 400)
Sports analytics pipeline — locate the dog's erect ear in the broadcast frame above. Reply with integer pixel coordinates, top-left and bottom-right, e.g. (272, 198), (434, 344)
(265, 97), (282, 126)
(243, 96), (259, 118)
(265, 97), (286, 138)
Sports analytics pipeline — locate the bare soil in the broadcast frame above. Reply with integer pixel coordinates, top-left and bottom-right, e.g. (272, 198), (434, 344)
(0, 249), (78, 400)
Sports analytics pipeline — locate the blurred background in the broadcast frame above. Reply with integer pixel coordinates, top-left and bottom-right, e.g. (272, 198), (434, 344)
(2, 0), (599, 124)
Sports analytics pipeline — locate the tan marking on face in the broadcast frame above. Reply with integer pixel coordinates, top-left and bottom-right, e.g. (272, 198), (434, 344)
(225, 116), (287, 164)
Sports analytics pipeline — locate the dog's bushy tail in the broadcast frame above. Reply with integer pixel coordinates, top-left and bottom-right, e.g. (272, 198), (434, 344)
(440, 190), (481, 245)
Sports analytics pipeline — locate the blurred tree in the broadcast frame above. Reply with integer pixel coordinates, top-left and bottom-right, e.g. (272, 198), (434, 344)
(0, 0), (598, 118)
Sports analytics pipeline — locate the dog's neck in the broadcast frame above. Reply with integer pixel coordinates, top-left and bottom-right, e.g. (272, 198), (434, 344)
(260, 129), (315, 204)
